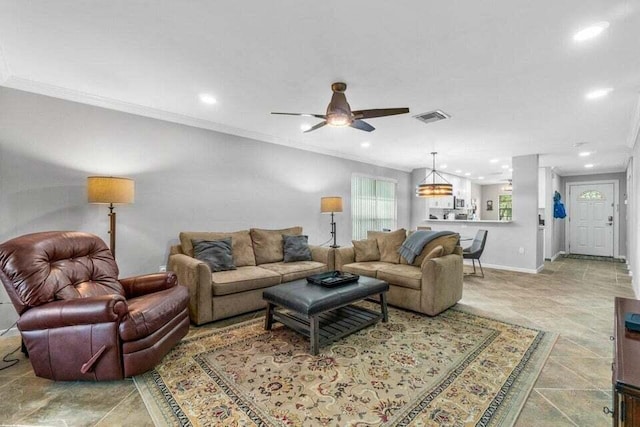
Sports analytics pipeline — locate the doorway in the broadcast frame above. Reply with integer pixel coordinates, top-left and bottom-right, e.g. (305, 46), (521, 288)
(567, 182), (617, 257)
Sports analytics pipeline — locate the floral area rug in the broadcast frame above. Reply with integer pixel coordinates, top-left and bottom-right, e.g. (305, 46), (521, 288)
(134, 304), (556, 426)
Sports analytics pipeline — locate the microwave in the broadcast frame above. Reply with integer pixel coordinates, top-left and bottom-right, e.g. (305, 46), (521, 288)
(453, 197), (465, 208)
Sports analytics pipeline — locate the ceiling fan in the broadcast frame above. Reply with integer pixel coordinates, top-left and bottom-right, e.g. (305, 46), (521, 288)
(271, 82), (410, 133)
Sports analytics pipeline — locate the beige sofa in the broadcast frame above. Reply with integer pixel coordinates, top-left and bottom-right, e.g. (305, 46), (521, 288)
(335, 229), (463, 316)
(169, 227), (334, 325)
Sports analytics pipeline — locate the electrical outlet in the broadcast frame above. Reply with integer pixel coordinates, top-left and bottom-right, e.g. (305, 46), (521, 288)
(159, 265), (167, 272)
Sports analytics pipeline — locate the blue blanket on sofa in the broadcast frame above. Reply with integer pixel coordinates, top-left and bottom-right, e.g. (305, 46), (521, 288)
(397, 230), (457, 264)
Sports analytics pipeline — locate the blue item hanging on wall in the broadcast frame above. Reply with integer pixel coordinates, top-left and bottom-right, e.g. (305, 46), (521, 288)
(553, 191), (566, 219)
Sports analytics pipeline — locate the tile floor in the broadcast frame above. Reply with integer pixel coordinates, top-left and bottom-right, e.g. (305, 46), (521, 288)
(0, 257), (633, 426)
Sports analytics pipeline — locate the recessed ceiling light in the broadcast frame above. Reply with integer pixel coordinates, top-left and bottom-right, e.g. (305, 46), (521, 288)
(579, 151), (592, 157)
(573, 22), (610, 42)
(455, 169), (462, 174)
(360, 141), (371, 148)
(199, 94), (217, 105)
(440, 164), (448, 169)
(478, 176), (485, 180)
(464, 172), (471, 176)
(584, 163), (594, 168)
(509, 168), (514, 172)
(501, 164), (509, 169)
(585, 88), (613, 100)
(300, 124), (311, 132)
(490, 158), (499, 163)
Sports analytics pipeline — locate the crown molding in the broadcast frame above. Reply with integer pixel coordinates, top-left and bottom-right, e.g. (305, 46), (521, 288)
(1, 76), (411, 173)
(628, 93), (640, 149)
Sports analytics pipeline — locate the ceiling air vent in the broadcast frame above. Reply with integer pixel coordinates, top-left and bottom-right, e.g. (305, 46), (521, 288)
(414, 110), (450, 125)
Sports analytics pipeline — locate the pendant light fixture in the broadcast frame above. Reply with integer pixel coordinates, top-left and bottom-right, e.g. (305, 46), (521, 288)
(416, 152), (453, 197)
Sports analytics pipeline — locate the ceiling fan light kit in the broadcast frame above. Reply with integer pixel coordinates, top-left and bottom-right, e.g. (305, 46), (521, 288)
(272, 82), (409, 133)
(416, 152), (453, 198)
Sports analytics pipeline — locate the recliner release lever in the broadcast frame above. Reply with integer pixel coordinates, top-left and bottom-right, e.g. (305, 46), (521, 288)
(80, 345), (107, 374)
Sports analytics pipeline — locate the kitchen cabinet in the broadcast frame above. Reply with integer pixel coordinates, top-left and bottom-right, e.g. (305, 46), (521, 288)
(428, 196), (454, 209)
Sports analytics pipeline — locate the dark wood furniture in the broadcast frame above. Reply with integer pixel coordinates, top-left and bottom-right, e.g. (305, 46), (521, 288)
(612, 297), (640, 425)
(263, 276), (389, 355)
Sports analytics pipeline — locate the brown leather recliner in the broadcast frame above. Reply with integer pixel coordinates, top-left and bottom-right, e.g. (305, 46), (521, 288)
(0, 231), (190, 381)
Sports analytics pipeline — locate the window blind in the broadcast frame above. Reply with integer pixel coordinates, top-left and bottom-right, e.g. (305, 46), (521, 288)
(351, 175), (397, 240)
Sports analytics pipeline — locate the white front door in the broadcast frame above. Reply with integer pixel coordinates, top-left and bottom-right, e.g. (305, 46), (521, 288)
(569, 183), (614, 256)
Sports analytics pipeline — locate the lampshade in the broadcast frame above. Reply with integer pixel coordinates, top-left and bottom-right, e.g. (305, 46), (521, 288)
(87, 176), (135, 204)
(416, 183), (454, 197)
(321, 196), (343, 213)
(416, 152), (453, 197)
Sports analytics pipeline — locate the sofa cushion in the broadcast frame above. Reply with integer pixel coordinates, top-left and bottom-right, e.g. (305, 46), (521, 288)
(283, 235), (312, 262)
(341, 261), (389, 278)
(250, 227), (302, 265)
(352, 239), (380, 262)
(424, 245), (445, 261)
(259, 261), (327, 282)
(179, 231), (256, 267)
(412, 234), (459, 266)
(211, 266), (281, 296)
(377, 264), (422, 290)
(368, 229), (406, 264)
(192, 238), (236, 272)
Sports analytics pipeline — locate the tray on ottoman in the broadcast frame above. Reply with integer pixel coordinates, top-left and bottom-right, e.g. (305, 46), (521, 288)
(306, 270), (360, 287)
(263, 276), (389, 355)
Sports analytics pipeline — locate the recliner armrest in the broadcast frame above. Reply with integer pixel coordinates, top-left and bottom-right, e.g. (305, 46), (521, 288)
(18, 295), (128, 331)
(120, 272), (178, 298)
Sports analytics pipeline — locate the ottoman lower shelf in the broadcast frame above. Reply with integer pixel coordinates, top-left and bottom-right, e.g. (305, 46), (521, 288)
(272, 304), (383, 351)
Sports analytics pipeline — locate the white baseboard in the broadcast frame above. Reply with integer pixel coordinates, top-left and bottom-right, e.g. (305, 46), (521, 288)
(463, 260), (539, 274)
(550, 251), (563, 262)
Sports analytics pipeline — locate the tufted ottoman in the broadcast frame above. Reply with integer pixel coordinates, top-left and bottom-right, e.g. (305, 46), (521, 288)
(262, 276), (389, 355)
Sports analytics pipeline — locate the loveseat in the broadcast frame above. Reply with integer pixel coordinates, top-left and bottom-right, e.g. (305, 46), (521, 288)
(168, 227), (334, 325)
(335, 229), (463, 316)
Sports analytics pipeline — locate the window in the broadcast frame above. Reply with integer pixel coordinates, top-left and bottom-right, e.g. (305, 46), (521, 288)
(351, 175), (397, 240)
(499, 194), (512, 221)
(579, 190), (604, 200)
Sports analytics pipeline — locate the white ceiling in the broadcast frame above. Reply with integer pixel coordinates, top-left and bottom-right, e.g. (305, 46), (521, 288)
(1, 1), (639, 183)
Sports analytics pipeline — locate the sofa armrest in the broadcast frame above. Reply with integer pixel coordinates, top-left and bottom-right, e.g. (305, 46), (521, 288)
(168, 254), (213, 325)
(335, 247), (355, 271)
(309, 245), (335, 270)
(18, 295), (128, 331)
(120, 272), (178, 298)
(453, 245), (463, 256)
(420, 253), (464, 316)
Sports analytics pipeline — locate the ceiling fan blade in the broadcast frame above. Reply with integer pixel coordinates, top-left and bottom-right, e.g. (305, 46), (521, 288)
(350, 120), (375, 132)
(271, 112), (326, 119)
(304, 121), (327, 133)
(352, 108), (410, 119)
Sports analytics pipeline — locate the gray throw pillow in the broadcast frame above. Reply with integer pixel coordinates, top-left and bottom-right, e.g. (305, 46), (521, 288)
(192, 238), (236, 272)
(283, 234), (312, 262)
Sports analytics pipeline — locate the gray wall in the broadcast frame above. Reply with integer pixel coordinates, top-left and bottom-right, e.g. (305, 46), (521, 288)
(561, 172), (627, 257)
(628, 138), (639, 296)
(480, 184), (511, 220)
(0, 87), (411, 329)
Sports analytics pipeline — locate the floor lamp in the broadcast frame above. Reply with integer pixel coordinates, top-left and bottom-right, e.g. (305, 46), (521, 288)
(87, 176), (135, 258)
(321, 196), (343, 248)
